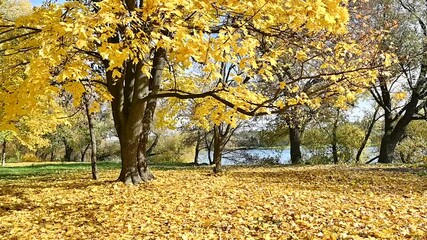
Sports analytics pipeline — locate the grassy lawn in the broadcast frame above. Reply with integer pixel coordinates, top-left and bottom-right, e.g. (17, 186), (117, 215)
(0, 163), (426, 239)
(0, 161), (203, 180)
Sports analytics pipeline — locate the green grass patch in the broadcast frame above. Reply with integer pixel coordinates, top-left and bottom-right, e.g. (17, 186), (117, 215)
(0, 162), (121, 180)
(0, 161), (210, 180)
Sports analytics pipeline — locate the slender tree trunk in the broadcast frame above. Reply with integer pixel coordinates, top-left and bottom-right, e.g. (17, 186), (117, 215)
(332, 109), (340, 164)
(81, 144), (90, 162)
(65, 147), (73, 161)
(38, 151), (48, 161)
(1, 140), (6, 167)
(194, 147), (200, 165)
(213, 126), (222, 173)
(84, 94), (98, 180)
(206, 132), (214, 164)
(356, 108), (379, 163)
(289, 126), (302, 164)
(194, 131), (201, 164)
(146, 133), (159, 157)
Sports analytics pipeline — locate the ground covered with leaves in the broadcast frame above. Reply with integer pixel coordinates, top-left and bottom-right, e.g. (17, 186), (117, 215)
(0, 164), (426, 239)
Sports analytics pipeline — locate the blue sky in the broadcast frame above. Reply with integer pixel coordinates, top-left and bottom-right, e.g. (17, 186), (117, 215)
(30, 0), (64, 6)
(30, 0), (44, 6)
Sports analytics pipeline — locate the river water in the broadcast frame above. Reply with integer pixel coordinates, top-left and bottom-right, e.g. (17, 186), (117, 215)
(197, 147), (378, 165)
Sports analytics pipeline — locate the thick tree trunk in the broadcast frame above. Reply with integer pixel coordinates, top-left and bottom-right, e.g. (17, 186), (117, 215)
(115, 108), (155, 184)
(375, 62), (423, 163)
(289, 126), (302, 164)
(108, 47), (165, 184)
(378, 82), (396, 164)
(63, 138), (73, 162)
(84, 95), (98, 180)
(378, 97), (416, 163)
(332, 142), (338, 164)
(213, 126), (222, 173)
(378, 133), (400, 163)
(112, 79), (157, 184)
(118, 130), (144, 184)
(1, 140), (6, 167)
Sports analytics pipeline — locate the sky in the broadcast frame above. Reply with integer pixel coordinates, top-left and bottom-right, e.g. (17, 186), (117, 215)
(30, 0), (64, 6)
(30, 0), (44, 6)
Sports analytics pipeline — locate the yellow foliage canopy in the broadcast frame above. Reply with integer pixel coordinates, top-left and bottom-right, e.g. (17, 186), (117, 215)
(0, 0), (65, 149)
(0, 0), (381, 129)
(0, 0), (392, 169)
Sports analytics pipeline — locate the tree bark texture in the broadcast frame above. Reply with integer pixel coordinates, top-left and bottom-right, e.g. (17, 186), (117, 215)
(378, 131), (401, 163)
(106, 47), (166, 184)
(378, 88), (421, 163)
(212, 123), (235, 173)
(63, 138), (74, 162)
(332, 109), (339, 164)
(84, 93), (98, 180)
(213, 125), (222, 173)
(50, 150), (55, 162)
(194, 131), (201, 164)
(1, 140), (6, 167)
(375, 19), (427, 162)
(206, 132), (214, 165)
(289, 126), (302, 164)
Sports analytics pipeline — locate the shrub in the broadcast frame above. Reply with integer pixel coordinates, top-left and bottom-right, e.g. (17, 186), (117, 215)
(396, 121), (427, 163)
(149, 134), (194, 163)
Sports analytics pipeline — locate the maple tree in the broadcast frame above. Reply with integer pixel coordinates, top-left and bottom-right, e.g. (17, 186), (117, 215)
(0, 0), (65, 153)
(0, 0), (386, 183)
